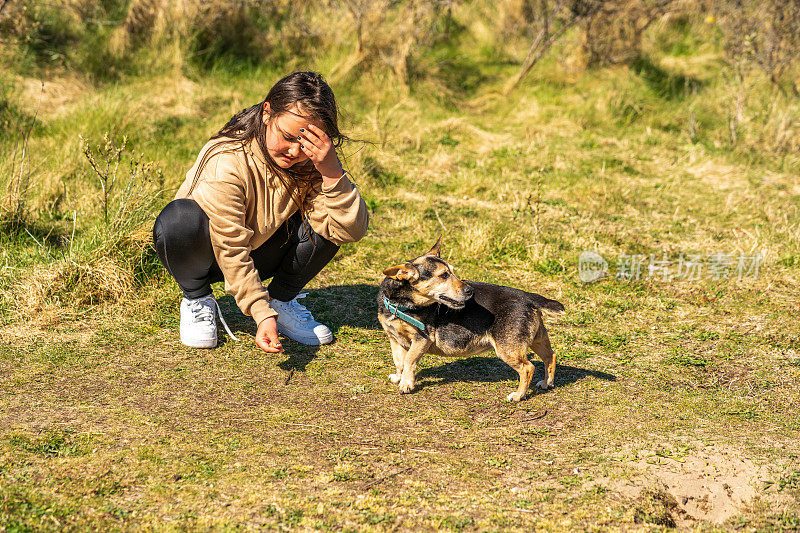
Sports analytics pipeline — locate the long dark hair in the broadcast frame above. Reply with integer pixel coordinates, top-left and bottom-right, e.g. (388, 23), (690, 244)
(188, 71), (345, 215)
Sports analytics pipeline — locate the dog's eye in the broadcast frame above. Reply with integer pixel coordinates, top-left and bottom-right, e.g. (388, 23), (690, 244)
(440, 271), (450, 280)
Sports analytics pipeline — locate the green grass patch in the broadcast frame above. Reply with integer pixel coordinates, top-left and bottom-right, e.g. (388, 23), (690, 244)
(9, 429), (91, 458)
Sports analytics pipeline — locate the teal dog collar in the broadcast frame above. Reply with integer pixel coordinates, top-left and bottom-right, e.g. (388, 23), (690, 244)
(382, 296), (425, 331)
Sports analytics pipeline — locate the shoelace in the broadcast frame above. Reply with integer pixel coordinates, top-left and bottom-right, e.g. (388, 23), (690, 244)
(285, 293), (314, 322)
(188, 299), (214, 323)
(189, 296), (239, 342)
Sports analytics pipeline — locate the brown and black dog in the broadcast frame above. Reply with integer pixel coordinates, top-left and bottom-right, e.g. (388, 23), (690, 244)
(377, 238), (564, 402)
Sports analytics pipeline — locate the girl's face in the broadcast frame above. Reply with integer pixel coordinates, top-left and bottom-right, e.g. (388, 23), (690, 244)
(263, 105), (323, 169)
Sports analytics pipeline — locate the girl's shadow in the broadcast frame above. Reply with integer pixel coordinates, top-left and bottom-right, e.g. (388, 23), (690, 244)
(216, 283), (380, 372)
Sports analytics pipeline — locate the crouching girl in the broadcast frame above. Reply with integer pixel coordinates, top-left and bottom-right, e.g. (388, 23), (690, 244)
(153, 71), (369, 352)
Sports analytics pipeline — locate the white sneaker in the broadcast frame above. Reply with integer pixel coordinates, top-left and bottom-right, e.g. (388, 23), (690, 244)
(180, 295), (218, 348)
(271, 293), (333, 345)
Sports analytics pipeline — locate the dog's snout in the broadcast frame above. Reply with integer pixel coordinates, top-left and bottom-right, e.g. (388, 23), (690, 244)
(462, 284), (474, 297)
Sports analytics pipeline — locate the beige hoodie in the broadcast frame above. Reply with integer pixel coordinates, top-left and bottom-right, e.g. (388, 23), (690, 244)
(174, 137), (369, 325)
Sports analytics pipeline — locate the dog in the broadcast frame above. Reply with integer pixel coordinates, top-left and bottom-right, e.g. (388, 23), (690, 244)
(377, 238), (564, 402)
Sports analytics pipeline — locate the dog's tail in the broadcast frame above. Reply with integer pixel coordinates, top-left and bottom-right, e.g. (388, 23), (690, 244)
(527, 293), (565, 312)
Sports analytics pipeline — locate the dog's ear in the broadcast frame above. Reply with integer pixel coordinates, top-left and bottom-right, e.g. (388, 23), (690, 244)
(383, 263), (419, 282)
(426, 235), (443, 257)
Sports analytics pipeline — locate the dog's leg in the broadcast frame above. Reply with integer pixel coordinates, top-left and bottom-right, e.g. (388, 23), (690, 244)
(398, 339), (431, 394)
(532, 327), (556, 390)
(388, 336), (405, 384)
(496, 345), (536, 402)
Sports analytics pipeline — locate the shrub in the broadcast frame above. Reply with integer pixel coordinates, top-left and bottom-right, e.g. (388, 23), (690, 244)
(582, 0), (675, 67)
(715, 0), (800, 95)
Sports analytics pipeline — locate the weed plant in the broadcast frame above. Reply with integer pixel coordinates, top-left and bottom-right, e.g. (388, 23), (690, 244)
(2, 132), (164, 319)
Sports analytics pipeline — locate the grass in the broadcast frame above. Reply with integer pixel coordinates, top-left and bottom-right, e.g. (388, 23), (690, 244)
(1, 4), (799, 531)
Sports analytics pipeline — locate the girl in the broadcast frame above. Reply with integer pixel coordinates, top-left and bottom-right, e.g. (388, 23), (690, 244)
(153, 71), (369, 352)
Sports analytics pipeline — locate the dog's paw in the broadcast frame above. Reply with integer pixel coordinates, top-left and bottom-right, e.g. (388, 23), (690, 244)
(398, 380), (415, 394)
(389, 373), (401, 384)
(506, 392), (523, 402)
(506, 391), (526, 402)
(536, 380), (554, 390)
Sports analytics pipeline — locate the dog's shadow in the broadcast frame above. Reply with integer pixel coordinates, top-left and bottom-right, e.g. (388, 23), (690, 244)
(415, 357), (616, 391)
(216, 283), (380, 372)
(215, 285), (615, 389)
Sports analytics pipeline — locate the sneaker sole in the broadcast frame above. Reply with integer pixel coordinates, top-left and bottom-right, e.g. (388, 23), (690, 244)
(180, 334), (218, 349)
(277, 326), (333, 346)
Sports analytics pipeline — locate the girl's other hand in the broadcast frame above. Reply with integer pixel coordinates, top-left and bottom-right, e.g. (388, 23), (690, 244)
(256, 316), (283, 353)
(298, 124), (343, 183)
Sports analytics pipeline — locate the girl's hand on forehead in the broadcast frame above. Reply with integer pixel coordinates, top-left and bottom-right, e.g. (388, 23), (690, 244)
(297, 124), (343, 181)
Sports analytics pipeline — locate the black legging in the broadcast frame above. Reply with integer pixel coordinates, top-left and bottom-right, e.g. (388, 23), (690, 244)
(152, 198), (339, 302)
